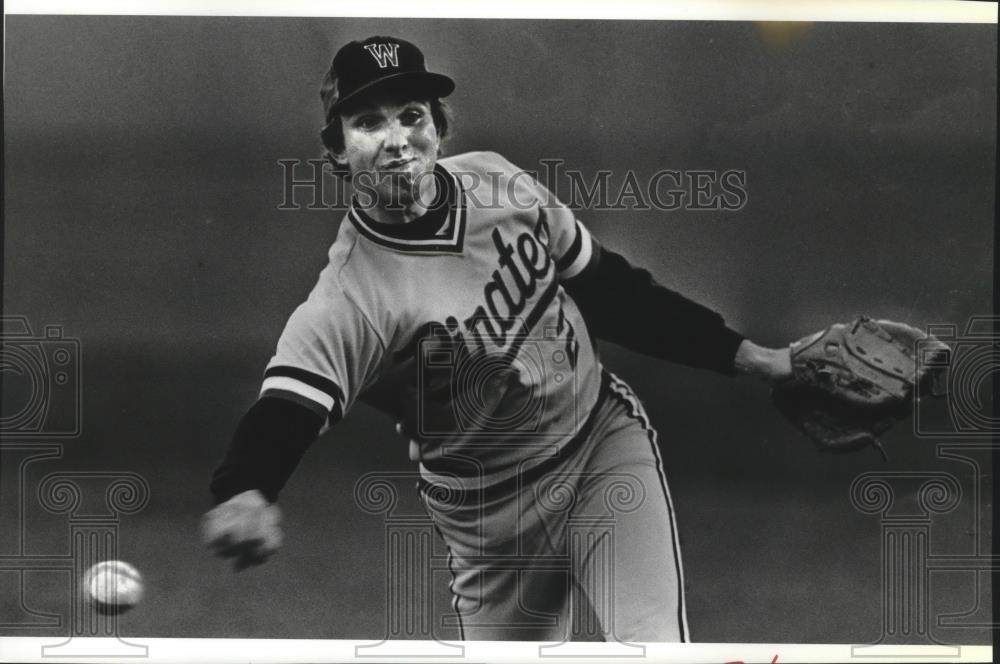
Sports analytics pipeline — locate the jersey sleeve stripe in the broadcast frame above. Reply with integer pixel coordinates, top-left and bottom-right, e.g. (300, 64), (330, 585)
(554, 220), (583, 272)
(556, 221), (593, 280)
(260, 376), (337, 413)
(263, 366), (345, 402)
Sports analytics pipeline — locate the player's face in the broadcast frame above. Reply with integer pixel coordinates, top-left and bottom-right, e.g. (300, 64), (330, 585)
(339, 93), (440, 212)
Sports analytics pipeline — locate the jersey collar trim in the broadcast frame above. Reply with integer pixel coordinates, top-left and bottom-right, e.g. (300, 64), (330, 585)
(348, 163), (467, 254)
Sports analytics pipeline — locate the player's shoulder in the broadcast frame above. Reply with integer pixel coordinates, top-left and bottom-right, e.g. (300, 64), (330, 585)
(440, 151), (526, 178)
(302, 223), (362, 300)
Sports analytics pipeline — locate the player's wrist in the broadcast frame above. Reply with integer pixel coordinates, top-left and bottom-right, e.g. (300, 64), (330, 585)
(226, 488), (271, 508)
(734, 340), (792, 380)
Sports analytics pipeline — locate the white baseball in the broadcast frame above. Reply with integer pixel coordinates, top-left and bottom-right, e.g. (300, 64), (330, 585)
(82, 560), (144, 613)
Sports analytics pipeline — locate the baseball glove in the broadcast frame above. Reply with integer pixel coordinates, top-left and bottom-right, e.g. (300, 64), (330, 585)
(771, 316), (948, 458)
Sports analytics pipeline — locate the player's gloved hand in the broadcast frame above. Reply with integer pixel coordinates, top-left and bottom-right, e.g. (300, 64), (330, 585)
(201, 489), (283, 571)
(770, 316), (949, 457)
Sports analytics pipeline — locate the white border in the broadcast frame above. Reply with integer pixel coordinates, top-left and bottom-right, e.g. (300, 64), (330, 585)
(0, 638), (993, 663)
(2, 0), (997, 22)
(1, 3), (994, 664)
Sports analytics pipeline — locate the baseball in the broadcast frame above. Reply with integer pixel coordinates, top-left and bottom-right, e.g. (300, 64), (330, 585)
(82, 560), (144, 614)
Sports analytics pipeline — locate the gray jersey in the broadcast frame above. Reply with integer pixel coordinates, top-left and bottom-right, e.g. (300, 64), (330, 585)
(260, 151), (600, 488)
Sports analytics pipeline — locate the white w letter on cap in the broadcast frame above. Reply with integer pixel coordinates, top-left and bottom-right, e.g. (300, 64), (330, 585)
(363, 42), (400, 68)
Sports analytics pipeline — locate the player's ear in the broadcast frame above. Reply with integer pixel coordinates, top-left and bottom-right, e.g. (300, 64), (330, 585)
(320, 120), (349, 171)
(324, 147), (347, 167)
(323, 149), (351, 180)
(320, 130), (350, 178)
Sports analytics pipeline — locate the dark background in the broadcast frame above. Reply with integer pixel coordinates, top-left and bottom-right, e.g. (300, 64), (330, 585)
(2, 17), (995, 643)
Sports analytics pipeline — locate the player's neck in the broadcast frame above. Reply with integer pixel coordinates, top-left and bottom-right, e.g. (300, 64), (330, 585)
(367, 201), (427, 225)
(366, 174), (439, 225)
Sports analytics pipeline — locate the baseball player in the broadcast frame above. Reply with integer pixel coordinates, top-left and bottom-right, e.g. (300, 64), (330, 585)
(202, 35), (796, 643)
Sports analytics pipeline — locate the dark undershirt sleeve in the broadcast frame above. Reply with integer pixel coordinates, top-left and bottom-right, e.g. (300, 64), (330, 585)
(563, 242), (745, 375)
(209, 396), (329, 505)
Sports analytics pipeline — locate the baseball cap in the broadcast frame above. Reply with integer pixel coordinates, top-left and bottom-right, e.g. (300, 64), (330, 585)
(320, 36), (455, 124)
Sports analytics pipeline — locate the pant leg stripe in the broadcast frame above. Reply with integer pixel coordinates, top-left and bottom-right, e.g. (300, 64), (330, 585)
(420, 487), (465, 641)
(606, 372), (690, 643)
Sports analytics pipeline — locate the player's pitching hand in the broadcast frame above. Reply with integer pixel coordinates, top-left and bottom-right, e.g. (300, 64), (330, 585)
(201, 489), (283, 571)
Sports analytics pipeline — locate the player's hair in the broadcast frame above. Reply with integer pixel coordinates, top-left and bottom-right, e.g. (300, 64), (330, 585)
(321, 98), (452, 179)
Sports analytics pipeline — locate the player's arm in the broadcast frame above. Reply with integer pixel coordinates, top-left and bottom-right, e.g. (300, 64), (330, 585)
(209, 397), (328, 505)
(561, 234), (789, 379)
(201, 396), (328, 571)
(202, 291), (383, 571)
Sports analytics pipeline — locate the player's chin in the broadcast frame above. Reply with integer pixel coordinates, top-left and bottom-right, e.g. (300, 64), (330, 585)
(374, 169), (416, 188)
